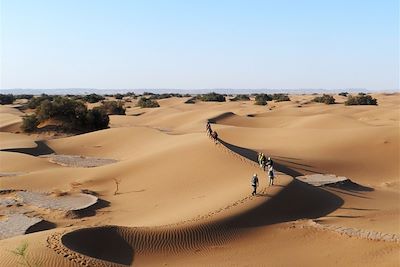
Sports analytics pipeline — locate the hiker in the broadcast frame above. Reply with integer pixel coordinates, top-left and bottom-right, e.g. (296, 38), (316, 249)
(206, 121), (212, 136)
(268, 166), (275, 186)
(260, 153), (267, 170)
(251, 173), (259, 196)
(211, 131), (218, 143)
(266, 157), (274, 168)
(257, 152), (263, 168)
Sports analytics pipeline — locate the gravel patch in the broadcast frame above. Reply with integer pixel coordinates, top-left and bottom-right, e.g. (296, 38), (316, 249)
(296, 174), (348, 186)
(17, 191), (98, 211)
(0, 214), (42, 239)
(40, 154), (117, 168)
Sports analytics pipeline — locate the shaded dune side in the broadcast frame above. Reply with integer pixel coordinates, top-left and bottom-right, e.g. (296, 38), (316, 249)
(1, 140), (55, 156)
(57, 138), (343, 266)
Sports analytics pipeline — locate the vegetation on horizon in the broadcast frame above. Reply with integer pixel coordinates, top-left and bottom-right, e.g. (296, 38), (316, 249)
(230, 94), (250, 101)
(0, 94), (15, 104)
(197, 92), (226, 102)
(345, 94), (377, 105)
(21, 96), (109, 133)
(312, 94), (336, 104)
(254, 94), (271, 105)
(137, 97), (160, 108)
(100, 100), (126, 115)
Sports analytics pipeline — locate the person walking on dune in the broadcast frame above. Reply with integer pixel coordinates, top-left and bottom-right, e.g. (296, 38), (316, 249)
(260, 153), (267, 170)
(258, 152), (263, 168)
(206, 121), (212, 136)
(211, 131), (218, 144)
(268, 166), (275, 186)
(251, 173), (259, 196)
(266, 157), (274, 169)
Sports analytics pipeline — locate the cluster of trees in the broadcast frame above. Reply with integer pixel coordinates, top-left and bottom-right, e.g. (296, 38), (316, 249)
(21, 97), (110, 132)
(197, 92), (226, 102)
(101, 101), (126, 115)
(345, 94), (377, 105)
(230, 94), (250, 101)
(136, 97), (160, 108)
(312, 94), (336, 104)
(0, 94), (15, 104)
(254, 93), (291, 105)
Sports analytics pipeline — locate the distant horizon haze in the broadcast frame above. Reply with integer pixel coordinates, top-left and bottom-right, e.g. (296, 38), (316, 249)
(1, 0), (398, 90)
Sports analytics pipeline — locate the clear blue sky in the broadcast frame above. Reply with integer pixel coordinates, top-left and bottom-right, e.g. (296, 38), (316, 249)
(0, 0), (398, 90)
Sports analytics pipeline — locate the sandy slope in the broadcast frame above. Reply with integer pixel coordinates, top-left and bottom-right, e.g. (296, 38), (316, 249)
(0, 93), (399, 266)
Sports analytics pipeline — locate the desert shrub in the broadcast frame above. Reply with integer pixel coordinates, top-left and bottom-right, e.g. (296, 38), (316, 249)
(83, 93), (105, 103)
(338, 92), (348, 97)
(137, 97), (160, 108)
(230, 94), (250, 101)
(198, 92), (226, 102)
(184, 97), (196, 104)
(0, 94), (15, 104)
(183, 93), (192, 97)
(26, 94), (54, 109)
(272, 93), (290, 102)
(100, 101), (126, 115)
(22, 96), (109, 132)
(254, 94), (272, 105)
(36, 97), (87, 121)
(85, 107), (110, 130)
(345, 94), (377, 106)
(124, 92), (136, 97)
(114, 93), (124, 100)
(313, 94), (336, 104)
(149, 93), (184, 100)
(21, 114), (39, 132)
(143, 92), (155, 95)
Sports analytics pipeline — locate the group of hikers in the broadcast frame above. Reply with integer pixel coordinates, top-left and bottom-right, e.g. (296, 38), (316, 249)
(205, 121), (275, 197)
(251, 152), (275, 195)
(206, 121), (218, 143)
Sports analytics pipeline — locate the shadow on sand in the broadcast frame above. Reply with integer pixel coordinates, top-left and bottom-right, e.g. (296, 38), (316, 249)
(1, 140), (55, 156)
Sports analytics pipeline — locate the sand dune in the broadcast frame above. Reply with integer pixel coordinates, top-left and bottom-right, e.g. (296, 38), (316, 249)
(0, 94), (398, 266)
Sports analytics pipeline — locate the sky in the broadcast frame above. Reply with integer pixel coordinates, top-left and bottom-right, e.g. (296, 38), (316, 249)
(0, 0), (398, 91)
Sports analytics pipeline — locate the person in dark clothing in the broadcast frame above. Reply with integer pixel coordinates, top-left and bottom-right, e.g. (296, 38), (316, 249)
(266, 157), (274, 168)
(268, 166), (275, 186)
(206, 122), (212, 137)
(251, 174), (259, 196)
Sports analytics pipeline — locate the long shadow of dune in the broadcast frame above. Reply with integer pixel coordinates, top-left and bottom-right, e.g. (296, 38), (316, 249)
(60, 137), (345, 265)
(1, 140), (54, 156)
(218, 139), (304, 177)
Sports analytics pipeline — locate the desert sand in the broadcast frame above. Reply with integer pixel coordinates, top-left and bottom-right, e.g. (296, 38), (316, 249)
(0, 93), (399, 266)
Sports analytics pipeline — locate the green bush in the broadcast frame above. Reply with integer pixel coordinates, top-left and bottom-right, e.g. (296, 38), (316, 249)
(230, 94), (250, 101)
(184, 97), (196, 104)
(313, 94), (336, 104)
(0, 94), (15, 104)
(338, 92), (348, 97)
(100, 101), (126, 115)
(21, 114), (39, 132)
(22, 96), (109, 133)
(198, 92), (226, 102)
(83, 93), (105, 103)
(114, 94), (124, 100)
(137, 97), (160, 108)
(254, 94), (272, 105)
(26, 94), (54, 109)
(272, 93), (290, 102)
(345, 94), (377, 106)
(86, 107), (110, 130)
